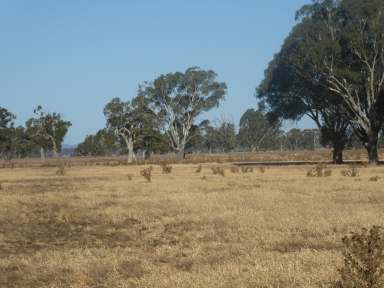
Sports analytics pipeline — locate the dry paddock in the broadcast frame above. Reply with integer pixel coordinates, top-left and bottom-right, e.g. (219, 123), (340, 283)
(0, 163), (383, 287)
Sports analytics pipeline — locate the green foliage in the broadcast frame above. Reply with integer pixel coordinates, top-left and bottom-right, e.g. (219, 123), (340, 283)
(141, 67), (227, 157)
(238, 109), (281, 151)
(201, 120), (237, 153)
(75, 129), (117, 156)
(337, 226), (384, 288)
(26, 106), (72, 155)
(291, 0), (384, 163)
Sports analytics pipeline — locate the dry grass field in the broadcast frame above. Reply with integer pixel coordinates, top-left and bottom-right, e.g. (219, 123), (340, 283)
(1, 161), (384, 287)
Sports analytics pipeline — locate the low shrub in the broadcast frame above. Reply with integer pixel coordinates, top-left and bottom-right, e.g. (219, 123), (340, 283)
(336, 226), (384, 288)
(307, 164), (332, 177)
(230, 166), (240, 173)
(195, 165), (203, 173)
(341, 166), (359, 177)
(241, 166), (254, 173)
(55, 163), (67, 176)
(140, 167), (153, 182)
(211, 166), (225, 177)
(369, 176), (380, 182)
(160, 163), (172, 174)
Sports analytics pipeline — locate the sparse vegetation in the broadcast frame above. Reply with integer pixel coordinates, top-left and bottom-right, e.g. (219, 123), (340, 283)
(211, 166), (225, 176)
(307, 164), (332, 177)
(241, 166), (254, 173)
(337, 226), (384, 288)
(140, 166), (153, 182)
(195, 165), (203, 173)
(0, 163), (383, 287)
(341, 166), (360, 178)
(230, 166), (240, 173)
(160, 163), (172, 174)
(55, 163), (67, 176)
(370, 176), (380, 182)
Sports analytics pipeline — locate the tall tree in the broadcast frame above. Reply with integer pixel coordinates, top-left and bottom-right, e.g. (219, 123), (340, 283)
(26, 106), (72, 160)
(291, 0), (384, 164)
(104, 98), (141, 163)
(0, 107), (16, 159)
(257, 8), (353, 164)
(141, 67), (227, 160)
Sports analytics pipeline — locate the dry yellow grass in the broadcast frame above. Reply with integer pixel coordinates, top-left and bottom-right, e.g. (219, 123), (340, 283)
(0, 163), (384, 287)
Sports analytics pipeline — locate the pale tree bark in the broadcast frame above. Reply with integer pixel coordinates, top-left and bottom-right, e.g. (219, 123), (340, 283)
(323, 40), (384, 164)
(162, 94), (195, 161)
(40, 147), (46, 162)
(116, 127), (137, 164)
(47, 135), (59, 157)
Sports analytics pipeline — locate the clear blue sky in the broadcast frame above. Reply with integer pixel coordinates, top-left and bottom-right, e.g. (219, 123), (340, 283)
(0, 0), (313, 144)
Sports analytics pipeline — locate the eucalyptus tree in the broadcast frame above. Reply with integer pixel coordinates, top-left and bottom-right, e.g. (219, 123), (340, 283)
(0, 107), (15, 159)
(26, 106), (72, 160)
(104, 98), (142, 163)
(288, 0), (384, 164)
(141, 67), (227, 160)
(238, 109), (281, 152)
(257, 0), (361, 164)
(257, 48), (352, 163)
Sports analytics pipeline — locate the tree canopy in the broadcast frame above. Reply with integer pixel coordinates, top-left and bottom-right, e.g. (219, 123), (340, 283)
(141, 67), (227, 160)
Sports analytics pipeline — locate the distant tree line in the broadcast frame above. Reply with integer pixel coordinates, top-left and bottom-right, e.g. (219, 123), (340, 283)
(3, 0), (384, 166)
(0, 106), (71, 161)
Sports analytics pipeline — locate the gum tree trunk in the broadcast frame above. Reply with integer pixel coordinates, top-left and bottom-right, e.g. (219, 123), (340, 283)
(332, 139), (345, 164)
(123, 136), (134, 164)
(40, 147), (46, 162)
(366, 130), (379, 165)
(176, 146), (185, 161)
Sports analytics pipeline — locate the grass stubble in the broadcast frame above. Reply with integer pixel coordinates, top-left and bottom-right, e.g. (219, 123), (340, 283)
(0, 162), (383, 287)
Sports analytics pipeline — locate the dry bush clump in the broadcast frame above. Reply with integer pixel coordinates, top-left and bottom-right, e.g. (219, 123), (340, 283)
(241, 166), (254, 173)
(127, 174), (133, 181)
(160, 163), (172, 174)
(230, 166), (240, 173)
(195, 165), (202, 173)
(211, 166), (225, 177)
(336, 226), (384, 288)
(307, 164), (332, 177)
(140, 166), (153, 182)
(55, 163), (67, 176)
(369, 176), (380, 182)
(341, 165), (360, 177)
(259, 167), (266, 173)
